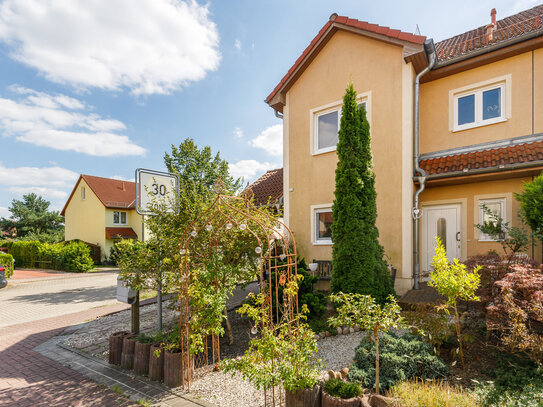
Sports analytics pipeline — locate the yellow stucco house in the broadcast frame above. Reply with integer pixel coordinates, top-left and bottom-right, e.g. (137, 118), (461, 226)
(61, 175), (143, 262)
(266, 6), (543, 295)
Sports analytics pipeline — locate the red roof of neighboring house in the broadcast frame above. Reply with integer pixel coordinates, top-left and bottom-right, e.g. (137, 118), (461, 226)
(61, 174), (135, 215)
(244, 168), (283, 206)
(105, 227), (138, 239)
(420, 141), (543, 176)
(266, 14), (426, 106)
(435, 5), (543, 62)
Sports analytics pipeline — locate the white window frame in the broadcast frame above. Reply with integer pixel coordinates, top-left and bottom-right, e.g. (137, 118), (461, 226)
(450, 75), (511, 132)
(81, 187), (86, 200)
(478, 198), (506, 242)
(310, 91), (371, 155)
(310, 204), (333, 245)
(113, 211), (127, 225)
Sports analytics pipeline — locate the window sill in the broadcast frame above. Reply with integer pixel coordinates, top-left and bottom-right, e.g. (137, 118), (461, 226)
(453, 117), (507, 133)
(312, 240), (332, 246)
(312, 146), (337, 156)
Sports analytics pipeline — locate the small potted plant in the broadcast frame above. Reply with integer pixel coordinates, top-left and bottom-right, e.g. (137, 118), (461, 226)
(161, 330), (184, 388)
(149, 332), (166, 382)
(321, 378), (362, 407)
(133, 333), (153, 376)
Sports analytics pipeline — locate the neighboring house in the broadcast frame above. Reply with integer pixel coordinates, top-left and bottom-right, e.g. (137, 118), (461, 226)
(266, 6), (543, 295)
(244, 168), (284, 214)
(61, 175), (143, 262)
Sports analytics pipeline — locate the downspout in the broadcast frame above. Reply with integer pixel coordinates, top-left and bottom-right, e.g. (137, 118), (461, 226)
(413, 40), (436, 290)
(274, 109), (284, 120)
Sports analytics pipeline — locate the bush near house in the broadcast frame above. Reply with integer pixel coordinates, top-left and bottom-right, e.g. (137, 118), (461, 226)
(0, 253), (14, 278)
(0, 240), (94, 272)
(348, 332), (449, 391)
(485, 264), (543, 363)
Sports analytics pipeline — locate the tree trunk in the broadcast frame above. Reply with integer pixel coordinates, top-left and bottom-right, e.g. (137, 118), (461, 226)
(223, 307), (233, 345)
(454, 302), (464, 369)
(374, 326), (380, 396)
(321, 390), (359, 406)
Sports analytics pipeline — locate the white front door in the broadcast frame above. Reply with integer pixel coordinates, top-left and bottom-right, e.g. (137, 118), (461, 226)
(422, 204), (461, 278)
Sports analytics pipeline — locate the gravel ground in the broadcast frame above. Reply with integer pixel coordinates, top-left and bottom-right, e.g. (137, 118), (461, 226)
(65, 304), (364, 407)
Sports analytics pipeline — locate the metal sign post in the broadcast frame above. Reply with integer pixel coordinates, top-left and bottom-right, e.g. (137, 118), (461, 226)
(135, 168), (179, 332)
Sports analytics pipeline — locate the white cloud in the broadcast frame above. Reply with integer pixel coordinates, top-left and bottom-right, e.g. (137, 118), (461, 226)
(0, 87), (146, 156)
(249, 124), (283, 156)
(0, 163), (78, 188)
(0, 206), (9, 218)
(233, 127), (244, 140)
(234, 39), (242, 51)
(0, 0), (221, 95)
(8, 186), (67, 199)
(229, 160), (276, 181)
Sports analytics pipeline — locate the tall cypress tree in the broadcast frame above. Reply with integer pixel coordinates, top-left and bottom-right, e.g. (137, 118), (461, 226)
(331, 83), (394, 303)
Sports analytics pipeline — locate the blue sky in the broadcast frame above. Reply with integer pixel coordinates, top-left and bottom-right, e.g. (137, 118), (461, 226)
(0, 0), (537, 217)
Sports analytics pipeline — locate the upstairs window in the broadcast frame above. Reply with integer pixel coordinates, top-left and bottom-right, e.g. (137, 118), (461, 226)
(113, 211), (127, 225)
(81, 187), (86, 200)
(452, 79), (508, 132)
(312, 97), (369, 155)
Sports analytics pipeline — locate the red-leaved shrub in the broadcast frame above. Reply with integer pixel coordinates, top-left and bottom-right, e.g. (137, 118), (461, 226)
(485, 265), (543, 363)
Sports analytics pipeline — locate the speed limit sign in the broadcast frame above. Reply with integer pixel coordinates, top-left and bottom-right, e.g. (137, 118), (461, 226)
(135, 168), (179, 215)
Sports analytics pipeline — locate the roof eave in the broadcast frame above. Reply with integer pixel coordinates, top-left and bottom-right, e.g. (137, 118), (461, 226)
(265, 20), (425, 111)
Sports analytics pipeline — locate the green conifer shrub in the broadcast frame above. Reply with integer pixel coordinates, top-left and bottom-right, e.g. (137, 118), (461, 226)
(348, 332), (449, 390)
(331, 83), (394, 302)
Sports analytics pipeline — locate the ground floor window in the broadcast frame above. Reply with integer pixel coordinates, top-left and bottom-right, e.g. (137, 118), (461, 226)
(312, 205), (333, 244)
(478, 198), (506, 241)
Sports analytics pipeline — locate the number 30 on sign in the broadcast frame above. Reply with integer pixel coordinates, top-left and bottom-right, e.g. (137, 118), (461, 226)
(135, 168), (179, 215)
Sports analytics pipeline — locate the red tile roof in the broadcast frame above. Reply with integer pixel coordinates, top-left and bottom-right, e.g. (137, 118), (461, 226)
(105, 227), (138, 239)
(436, 5), (543, 62)
(420, 141), (543, 176)
(61, 174), (135, 215)
(244, 168), (283, 206)
(266, 14), (426, 105)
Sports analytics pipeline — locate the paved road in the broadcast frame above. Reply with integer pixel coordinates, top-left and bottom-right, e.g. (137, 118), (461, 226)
(0, 270), (137, 406)
(0, 271), (120, 328)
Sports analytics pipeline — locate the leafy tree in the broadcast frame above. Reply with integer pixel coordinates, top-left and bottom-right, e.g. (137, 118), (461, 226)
(0, 193), (64, 241)
(516, 174), (543, 260)
(329, 292), (404, 395)
(428, 238), (481, 369)
(331, 83), (394, 302)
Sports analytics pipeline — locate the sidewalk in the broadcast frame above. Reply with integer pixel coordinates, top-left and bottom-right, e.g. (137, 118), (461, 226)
(0, 300), (214, 406)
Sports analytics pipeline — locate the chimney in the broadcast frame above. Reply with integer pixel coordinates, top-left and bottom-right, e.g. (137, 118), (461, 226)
(486, 8), (497, 42)
(121, 181), (125, 191)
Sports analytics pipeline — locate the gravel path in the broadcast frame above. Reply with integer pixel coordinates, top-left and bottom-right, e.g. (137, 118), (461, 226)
(65, 304), (365, 407)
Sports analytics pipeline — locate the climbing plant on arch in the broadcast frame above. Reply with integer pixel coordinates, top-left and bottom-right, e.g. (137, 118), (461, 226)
(178, 191), (299, 390)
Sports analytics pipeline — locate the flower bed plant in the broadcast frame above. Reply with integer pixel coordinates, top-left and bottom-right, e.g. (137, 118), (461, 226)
(348, 332), (449, 391)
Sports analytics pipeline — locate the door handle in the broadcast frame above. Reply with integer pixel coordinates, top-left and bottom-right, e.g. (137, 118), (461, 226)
(456, 232), (461, 242)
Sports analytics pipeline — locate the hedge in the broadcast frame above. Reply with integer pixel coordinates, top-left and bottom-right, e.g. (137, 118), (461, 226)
(0, 240), (94, 272)
(0, 253), (14, 278)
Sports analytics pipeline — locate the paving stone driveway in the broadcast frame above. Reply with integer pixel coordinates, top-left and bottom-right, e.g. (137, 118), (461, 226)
(0, 271), (120, 328)
(0, 305), (135, 406)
